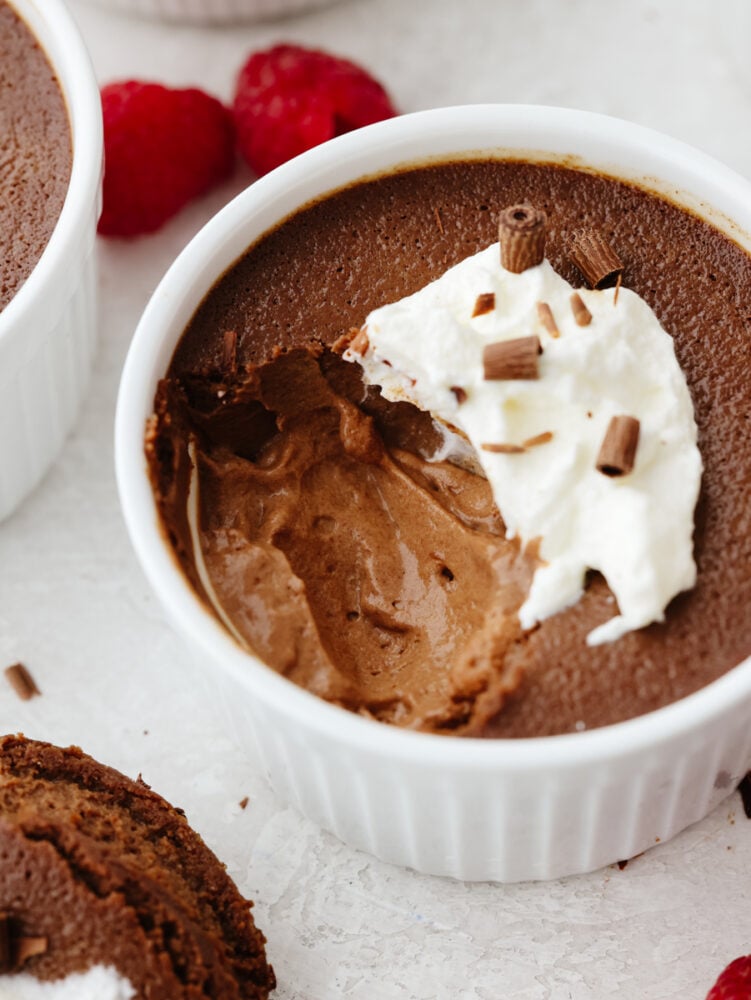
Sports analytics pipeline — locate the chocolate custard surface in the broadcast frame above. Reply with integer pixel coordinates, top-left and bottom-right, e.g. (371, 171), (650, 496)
(153, 160), (751, 738)
(0, 1), (72, 311)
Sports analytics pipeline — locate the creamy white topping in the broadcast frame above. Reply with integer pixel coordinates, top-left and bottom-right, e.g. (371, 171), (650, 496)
(0, 966), (135, 999)
(345, 244), (702, 644)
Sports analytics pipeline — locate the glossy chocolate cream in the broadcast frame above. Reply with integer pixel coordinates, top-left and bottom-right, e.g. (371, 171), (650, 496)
(0, 1), (72, 311)
(147, 160), (751, 737)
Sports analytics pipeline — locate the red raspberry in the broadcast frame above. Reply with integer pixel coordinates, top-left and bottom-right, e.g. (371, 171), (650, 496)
(706, 956), (751, 999)
(232, 44), (397, 176)
(99, 81), (235, 237)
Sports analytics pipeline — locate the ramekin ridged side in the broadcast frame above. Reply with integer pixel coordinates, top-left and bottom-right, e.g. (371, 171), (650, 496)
(82, 0), (341, 24)
(0, 0), (102, 522)
(116, 106), (751, 882)
(216, 665), (751, 881)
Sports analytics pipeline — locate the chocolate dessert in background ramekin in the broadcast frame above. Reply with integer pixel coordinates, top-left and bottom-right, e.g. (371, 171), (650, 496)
(116, 106), (751, 880)
(0, 0), (101, 521)
(0, 2), (70, 312)
(0, 735), (275, 999)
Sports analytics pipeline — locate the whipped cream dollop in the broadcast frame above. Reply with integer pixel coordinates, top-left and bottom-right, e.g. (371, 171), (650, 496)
(344, 244), (702, 644)
(0, 967), (135, 1000)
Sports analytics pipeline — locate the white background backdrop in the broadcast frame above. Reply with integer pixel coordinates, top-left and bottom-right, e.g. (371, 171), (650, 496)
(2, 1), (751, 996)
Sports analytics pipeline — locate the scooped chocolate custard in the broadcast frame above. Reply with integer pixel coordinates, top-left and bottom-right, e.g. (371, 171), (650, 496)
(148, 159), (751, 737)
(0, 0), (72, 311)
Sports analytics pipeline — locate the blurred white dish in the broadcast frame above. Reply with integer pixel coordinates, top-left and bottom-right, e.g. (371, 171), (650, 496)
(0, 0), (102, 521)
(80, 0), (343, 24)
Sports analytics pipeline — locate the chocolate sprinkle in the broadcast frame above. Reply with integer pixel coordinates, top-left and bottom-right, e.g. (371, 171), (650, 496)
(472, 292), (496, 317)
(222, 330), (238, 373)
(570, 292), (592, 326)
(0, 915), (10, 973)
(483, 335), (541, 381)
(739, 772), (751, 819)
(481, 442), (526, 454)
(537, 301), (559, 338)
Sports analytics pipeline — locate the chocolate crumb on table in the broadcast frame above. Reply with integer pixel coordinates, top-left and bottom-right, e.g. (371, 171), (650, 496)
(3, 663), (40, 701)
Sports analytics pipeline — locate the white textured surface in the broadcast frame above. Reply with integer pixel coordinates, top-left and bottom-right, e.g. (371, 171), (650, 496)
(0, 0), (749, 996)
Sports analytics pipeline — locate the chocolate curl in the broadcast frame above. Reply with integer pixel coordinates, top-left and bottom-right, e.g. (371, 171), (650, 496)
(498, 204), (546, 273)
(739, 772), (751, 819)
(348, 327), (369, 355)
(472, 292), (495, 317)
(569, 229), (623, 288)
(570, 292), (592, 326)
(0, 915), (10, 973)
(523, 431), (553, 448)
(15, 936), (48, 966)
(4, 663), (40, 701)
(221, 330), (237, 372)
(536, 302), (559, 338)
(596, 415), (640, 476)
(483, 335), (541, 380)
(481, 442), (525, 454)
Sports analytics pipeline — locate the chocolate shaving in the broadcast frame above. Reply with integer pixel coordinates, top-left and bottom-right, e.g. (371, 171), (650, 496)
(536, 302), (559, 338)
(569, 229), (623, 288)
(481, 442), (526, 454)
(239, 796), (249, 810)
(433, 206), (444, 235)
(738, 772), (751, 819)
(498, 204), (546, 273)
(15, 936), (47, 966)
(472, 292), (495, 317)
(222, 330), (237, 373)
(614, 272), (622, 305)
(451, 386), (467, 404)
(483, 335), (541, 380)
(4, 663), (40, 701)
(348, 327), (369, 355)
(596, 415), (640, 476)
(0, 915), (10, 972)
(570, 292), (592, 326)
(523, 431), (553, 448)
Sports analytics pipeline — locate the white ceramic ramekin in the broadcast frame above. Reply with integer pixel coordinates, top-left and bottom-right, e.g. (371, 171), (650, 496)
(0, 0), (102, 522)
(82, 0), (342, 24)
(116, 105), (751, 882)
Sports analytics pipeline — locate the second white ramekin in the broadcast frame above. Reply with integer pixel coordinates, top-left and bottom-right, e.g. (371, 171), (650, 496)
(0, 0), (102, 522)
(116, 105), (751, 882)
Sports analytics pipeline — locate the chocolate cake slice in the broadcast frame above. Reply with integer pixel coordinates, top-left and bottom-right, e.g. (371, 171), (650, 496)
(0, 735), (275, 999)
